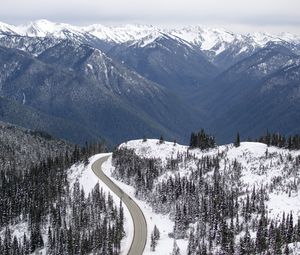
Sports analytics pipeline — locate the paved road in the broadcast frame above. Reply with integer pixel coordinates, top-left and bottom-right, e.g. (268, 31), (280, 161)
(92, 155), (147, 255)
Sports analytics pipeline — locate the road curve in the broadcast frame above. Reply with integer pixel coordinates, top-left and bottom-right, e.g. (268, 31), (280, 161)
(91, 155), (147, 255)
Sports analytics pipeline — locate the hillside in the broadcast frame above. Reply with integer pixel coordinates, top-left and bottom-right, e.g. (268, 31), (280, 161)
(107, 139), (300, 254)
(0, 123), (122, 255)
(0, 121), (74, 172)
(0, 42), (201, 145)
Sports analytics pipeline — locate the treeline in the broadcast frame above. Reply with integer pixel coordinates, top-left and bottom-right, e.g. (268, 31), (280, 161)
(0, 140), (125, 255)
(189, 129), (300, 150)
(189, 129), (216, 150)
(112, 144), (300, 254)
(258, 132), (300, 150)
(112, 148), (163, 195)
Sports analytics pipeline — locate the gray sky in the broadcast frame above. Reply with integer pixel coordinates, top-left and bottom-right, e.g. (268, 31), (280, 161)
(2, 0), (300, 34)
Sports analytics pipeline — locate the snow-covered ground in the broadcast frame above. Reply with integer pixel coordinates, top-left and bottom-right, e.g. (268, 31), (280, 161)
(115, 139), (300, 253)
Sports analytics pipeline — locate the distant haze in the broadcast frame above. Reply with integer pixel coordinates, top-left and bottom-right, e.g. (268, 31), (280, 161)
(1, 0), (300, 35)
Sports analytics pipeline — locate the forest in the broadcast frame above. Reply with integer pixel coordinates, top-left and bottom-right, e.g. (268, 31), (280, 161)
(0, 132), (124, 255)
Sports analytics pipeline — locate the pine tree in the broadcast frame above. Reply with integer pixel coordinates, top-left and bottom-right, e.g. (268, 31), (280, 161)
(284, 244), (290, 255)
(159, 135), (164, 144)
(171, 240), (181, 255)
(150, 233), (156, 251)
(274, 228), (283, 255)
(234, 132), (240, 147)
(187, 229), (195, 255)
(153, 225), (160, 240)
(240, 225), (252, 255)
(150, 225), (160, 251)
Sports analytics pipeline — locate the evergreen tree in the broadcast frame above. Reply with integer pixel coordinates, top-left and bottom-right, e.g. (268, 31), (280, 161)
(150, 233), (156, 251)
(171, 240), (181, 255)
(159, 135), (164, 144)
(234, 132), (240, 147)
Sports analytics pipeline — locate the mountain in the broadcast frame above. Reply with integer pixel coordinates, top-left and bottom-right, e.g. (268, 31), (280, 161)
(83, 23), (158, 44)
(0, 19), (299, 144)
(0, 43), (200, 145)
(1, 20), (299, 56)
(108, 33), (218, 96)
(0, 20), (113, 52)
(2, 20), (298, 84)
(192, 43), (300, 142)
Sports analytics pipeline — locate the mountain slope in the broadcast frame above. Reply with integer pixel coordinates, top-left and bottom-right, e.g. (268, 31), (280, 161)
(0, 96), (101, 144)
(108, 33), (218, 96)
(0, 44), (201, 144)
(192, 44), (300, 142)
(0, 20), (299, 144)
(0, 120), (74, 172)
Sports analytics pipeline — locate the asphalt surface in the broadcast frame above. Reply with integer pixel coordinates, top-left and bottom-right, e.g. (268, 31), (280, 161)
(91, 155), (147, 255)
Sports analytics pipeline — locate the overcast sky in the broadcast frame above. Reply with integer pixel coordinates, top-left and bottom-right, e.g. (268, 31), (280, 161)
(2, 0), (300, 34)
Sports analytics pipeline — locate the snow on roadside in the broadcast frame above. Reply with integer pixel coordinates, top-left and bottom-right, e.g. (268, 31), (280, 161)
(68, 153), (134, 255)
(102, 155), (188, 255)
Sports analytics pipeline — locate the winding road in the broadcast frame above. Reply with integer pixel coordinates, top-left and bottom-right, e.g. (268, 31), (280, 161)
(91, 155), (147, 255)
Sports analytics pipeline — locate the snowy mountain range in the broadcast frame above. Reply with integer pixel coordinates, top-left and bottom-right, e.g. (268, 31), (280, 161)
(0, 19), (300, 145)
(1, 19), (299, 55)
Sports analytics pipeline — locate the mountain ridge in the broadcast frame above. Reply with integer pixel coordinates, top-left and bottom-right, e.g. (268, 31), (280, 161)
(1, 19), (299, 55)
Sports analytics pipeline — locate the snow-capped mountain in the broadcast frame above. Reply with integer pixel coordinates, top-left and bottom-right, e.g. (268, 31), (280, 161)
(108, 32), (218, 94)
(170, 26), (238, 52)
(84, 23), (158, 44)
(14, 19), (80, 37)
